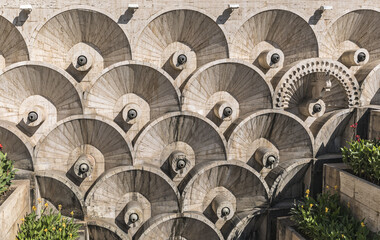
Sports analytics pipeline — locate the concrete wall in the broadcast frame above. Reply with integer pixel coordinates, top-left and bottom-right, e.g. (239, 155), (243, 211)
(276, 217), (305, 240)
(0, 1), (379, 239)
(0, 180), (30, 240)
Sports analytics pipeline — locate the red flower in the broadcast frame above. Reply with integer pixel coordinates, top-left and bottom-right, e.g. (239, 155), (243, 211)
(0, 143), (2, 149)
(350, 123), (358, 129)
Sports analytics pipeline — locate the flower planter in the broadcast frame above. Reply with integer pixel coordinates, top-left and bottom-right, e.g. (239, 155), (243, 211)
(277, 216), (306, 240)
(323, 163), (380, 232)
(0, 180), (30, 240)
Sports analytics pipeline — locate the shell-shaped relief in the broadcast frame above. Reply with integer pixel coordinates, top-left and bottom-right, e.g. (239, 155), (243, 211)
(134, 9), (229, 88)
(231, 9), (318, 77)
(133, 213), (224, 240)
(34, 116), (133, 193)
(85, 166), (180, 238)
(226, 110), (314, 178)
(1, 5), (378, 240)
(0, 121), (33, 171)
(134, 112), (227, 184)
(321, 10), (380, 70)
(31, 8), (131, 84)
(0, 15), (29, 70)
(182, 60), (273, 133)
(179, 161), (269, 233)
(85, 61), (181, 142)
(87, 220), (129, 240)
(36, 172), (85, 219)
(356, 62), (380, 106)
(272, 58), (360, 134)
(0, 62), (83, 143)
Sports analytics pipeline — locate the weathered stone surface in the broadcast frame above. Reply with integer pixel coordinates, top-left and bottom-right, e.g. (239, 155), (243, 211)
(0, 180), (30, 240)
(0, 1), (379, 239)
(277, 217), (306, 240)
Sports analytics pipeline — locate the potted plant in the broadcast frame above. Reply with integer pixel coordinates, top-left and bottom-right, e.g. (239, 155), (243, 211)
(0, 143), (16, 196)
(323, 123), (380, 232)
(277, 189), (380, 240)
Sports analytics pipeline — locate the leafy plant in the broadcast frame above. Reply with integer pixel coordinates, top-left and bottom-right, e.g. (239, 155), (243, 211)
(17, 202), (81, 240)
(0, 144), (16, 195)
(291, 189), (380, 240)
(341, 136), (380, 185)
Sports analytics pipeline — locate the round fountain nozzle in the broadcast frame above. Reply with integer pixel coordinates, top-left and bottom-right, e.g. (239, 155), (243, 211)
(267, 155), (277, 165)
(271, 53), (280, 64)
(127, 109), (138, 119)
(177, 54), (187, 65)
(313, 103), (322, 113)
(28, 111), (38, 122)
(77, 55), (87, 66)
(221, 207), (230, 217)
(129, 213), (139, 223)
(357, 52), (366, 62)
(177, 159), (186, 169)
(223, 107), (233, 117)
(79, 163), (89, 173)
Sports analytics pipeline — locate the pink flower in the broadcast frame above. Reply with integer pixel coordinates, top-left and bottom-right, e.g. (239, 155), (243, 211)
(350, 123), (358, 129)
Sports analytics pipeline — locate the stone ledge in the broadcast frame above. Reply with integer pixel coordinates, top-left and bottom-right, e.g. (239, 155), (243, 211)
(277, 216), (306, 240)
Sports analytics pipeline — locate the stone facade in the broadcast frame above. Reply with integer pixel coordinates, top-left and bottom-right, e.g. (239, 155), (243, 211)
(0, 0), (379, 239)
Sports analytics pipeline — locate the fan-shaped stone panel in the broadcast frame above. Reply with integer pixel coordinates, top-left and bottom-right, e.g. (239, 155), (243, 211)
(231, 10), (318, 67)
(313, 109), (354, 156)
(134, 112), (227, 183)
(0, 15), (29, 69)
(180, 161), (269, 228)
(0, 62), (83, 141)
(134, 213), (224, 240)
(265, 159), (312, 202)
(86, 61), (181, 141)
(222, 212), (264, 240)
(272, 59), (360, 123)
(322, 10), (380, 65)
(227, 110), (314, 173)
(85, 166), (179, 236)
(35, 116), (133, 192)
(180, 161), (269, 210)
(182, 60), (273, 132)
(36, 172), (85, 220)
(134, 9), (229, 87)
(356, 62), (380, 106)
(0, 121), (33, 171)
(31, 8), (131, 83)
(87, 220), (129, 240)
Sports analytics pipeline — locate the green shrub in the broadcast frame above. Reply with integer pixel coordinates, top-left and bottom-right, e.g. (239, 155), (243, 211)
(291, 189), (379, 240)
(341, 139), (380, 185)
(17, 202), (81, 240)
(0, 145), (16, 195)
